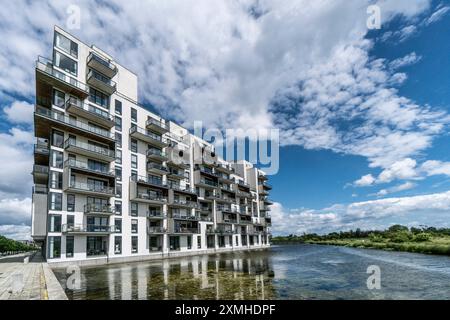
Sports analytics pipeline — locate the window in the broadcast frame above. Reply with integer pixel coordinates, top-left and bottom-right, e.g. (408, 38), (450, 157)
(197, 236), (201, 249)
(131, 170), (138, 181)
(116, 183), (122, 198)
(115, 167), (122, 181)
(49, 192), (62, 211)
(235, 236), (239, 247)
(115, 100), (122, 115)
(131, 219), (138, 233)
(130, 202), (138, 216)
(116, 149), (122, 165)
(54, 50), (77, 75)
(48, 214), (62, 232)
(55, 32), (78, 58)
(48, 236), (61, 259)
(50, 150), (63, 169)
(114, 219), (122, 233)
(51, 129), (64, 148)
(115, 132), (122, 148)
(130, 139), (138, 153)
(67, 215), (74, 229)
(115, 200), (122, 215)
(87, 159), (108, 173)
(131, 108), (137, 122)
(50, 171), (63, 189)
(187, 236), (192, 250)
(66, 236), (74, 258)
(131, 236), (138, 254)
(114, 236), (122, 254)
(115, 116), (122, 131)
(53, 89), (65, 108)
(67, 194), (75, 212)
(131, 154), (137, 169)
(89, 87), (109, 108)
(169, 236), (180, 251)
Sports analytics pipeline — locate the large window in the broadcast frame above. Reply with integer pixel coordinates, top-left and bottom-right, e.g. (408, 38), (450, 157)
(116, 183), (122, 198)
(131, 236), (138, 254)
(131, 154), (137, 169)
(169, 236), (180, 251)
(114, 236), (122, 254)
(50, 171), (63, 189)
(55, 32), (78, 58)
(115, 100), (122, 115)
(49, 192), (62, 211)
(87, 159), (108, 173)
(131, 219), (138, 233)
(51, 129), (64, 148)
(66, 236), (74, 258)
(67, 194), (75, 212)
(89, 87), (109, 108)
(48, 214), (62, 232)
(54, 50), (77, 75)
(115, 167), (122, 181)
(130, 202), (138, 216)
(131, 108), (137, 122)
(115, 132), (122, 148)
(187, 236), (192, 250)
(116, 149), (122, 165)
(115, 200), (122, 215)
(130, 139), (138, 153)
(53, 89), (65, 108)
(48, 236), (61, 259)
(114, 218), (122, 233)
(115, 116), (122, 131)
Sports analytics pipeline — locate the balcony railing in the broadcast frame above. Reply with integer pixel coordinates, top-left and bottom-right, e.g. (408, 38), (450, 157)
(171, 199), (199, 208)
(136, 192), (167, 203)
(170, 184), (196, 194)
(172, 227), (199, 234)
(69, 181), (114, 195)
(148, 226), (166, 233)
(147, 148), (167, 158)
(146, 118), (169, 131)
(66, 98), (114, 123)
(87, 52), (117, 74)
(198, 178), (218, 188)
(35, 105), (113, 139)
(62, 224), (114, 233)
(130, 126), (168, 144)
(33, 165), (49, 174)
(36, 56), (88, 93)
(132, 175), (167, 188)
(64, 139), (115, 159)
(84, 203), (114, 215)
(65, 159), (114, 176)
(34, 143), (49, 155)
(33, 184), (48, 194)
(147, 211), (165, 218)
(147, 162), (168, 173)
(87, 69), (117, 88)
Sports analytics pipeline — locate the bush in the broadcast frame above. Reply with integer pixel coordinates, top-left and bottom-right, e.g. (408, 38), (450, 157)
(389, 231), (412, 243)
(413, 233), (431, 242)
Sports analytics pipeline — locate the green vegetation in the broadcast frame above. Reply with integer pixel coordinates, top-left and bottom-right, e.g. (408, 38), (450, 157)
(272, 225), (450, 256)
(0, 235), (36, 254)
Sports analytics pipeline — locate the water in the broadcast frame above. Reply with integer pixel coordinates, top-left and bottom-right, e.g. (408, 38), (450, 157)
(53, 244), (450, 300)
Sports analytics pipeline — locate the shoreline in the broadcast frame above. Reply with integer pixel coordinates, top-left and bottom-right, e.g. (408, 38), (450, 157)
(271, 240), (450, 256)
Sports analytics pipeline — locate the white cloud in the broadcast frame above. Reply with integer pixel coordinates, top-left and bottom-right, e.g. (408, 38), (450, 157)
(377, 158), (418, 183)
(0, 197), (31, 225)
(374, 181), (417, 197)
(3, 100), (34, 124)
(426, 6), (450, 25)
(389, 52), (422, 70)
(421, 160), (450, 177)
(354, 174), (376, 187)
(272, 191), (450, 235)
(0, 224), (31, 240)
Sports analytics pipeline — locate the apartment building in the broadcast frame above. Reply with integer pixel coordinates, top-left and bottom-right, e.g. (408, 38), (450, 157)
(31, 26), (272, 265)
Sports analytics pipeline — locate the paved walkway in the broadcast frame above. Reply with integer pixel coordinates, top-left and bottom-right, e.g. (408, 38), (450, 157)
(0, 252), (67, 300)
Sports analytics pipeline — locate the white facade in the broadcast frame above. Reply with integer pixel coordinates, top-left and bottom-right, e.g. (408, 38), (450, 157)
(31, 26), (272, 266)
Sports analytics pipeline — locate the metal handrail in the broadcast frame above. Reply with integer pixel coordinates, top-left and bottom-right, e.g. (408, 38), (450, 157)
(64, 139), (115, 158)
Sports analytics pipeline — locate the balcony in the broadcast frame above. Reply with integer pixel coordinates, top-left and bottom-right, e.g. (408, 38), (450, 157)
(87, 52), (117, 78)
(84, 204), (114, 215)
(216, 228), (236, 235)
(170, 184), (197, 196)
(262, 182), (272, 190)
(219, 184), (233, 193)
(169, 226), (199, 234)
(237, 180), (251, 189)
(197, 166), (219, 178)
(146, 118), (169, 134)
(132, 175), (168, 189)
(65, 181), (115, 197)
(64, 139), (115, 162)
(236, 190), (252, 198)
(196, 178), (218, 189)
(147, 162), (168, 175)
(62, 224), (114, 235)
(34, 142), (49, 156)
(147, 226), (166, 234)
(169, 199), (199, 209)
(238, 219), (252, 225)
(147, 148), (168, 161)
(36, 56), (89, 98)
(32, 165), (49, 184)
(130, 126), (168, 148)
(66, 98), (114, 128)
(216, 196), (236, 204)
(216, 173), (234, 183)
(215, 163), (234, 174)
(167, 169), (187, 180)
(134, 191), (167, 204)
(87, 69), (117, 95)
(35, 105), (114, 145)
(147, 211), (166, 219)
(65, 159), (114, 179)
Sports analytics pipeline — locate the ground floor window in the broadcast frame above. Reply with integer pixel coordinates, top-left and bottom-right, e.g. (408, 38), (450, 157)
(197, 236), (201, 249)
(207, 235), (215, 248)
(48, 236), (61, 259)
(235, 236), (239, 247)
(131, 236), (138, 253)
(114, 236), (122, 254)
(170, 236), (180, 251)
(149, 236), (163, 251)
(219, 236), (225, 248)
(241, 235), (247, 246)
(87, 236), (107, 256)
(187, 236), (192, 249)
(66, 236), (74, 258)
(249, 236), (254, 246)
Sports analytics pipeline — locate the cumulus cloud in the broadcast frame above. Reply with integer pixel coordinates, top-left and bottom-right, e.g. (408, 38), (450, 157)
(389, 52), (422, 70)
(354, 174), (376, 187)
(0, 225), (31, 240)
(272, 191), (450, 235)
(0, 198), (31, 226)
(3, 101), (34, 124)
(373, 181), (417, 197)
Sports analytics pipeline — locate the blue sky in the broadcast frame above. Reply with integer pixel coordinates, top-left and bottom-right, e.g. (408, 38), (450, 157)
(0, 0), (450, 238)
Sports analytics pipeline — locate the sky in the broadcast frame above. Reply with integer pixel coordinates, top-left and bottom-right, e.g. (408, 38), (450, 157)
(0, 0), (449, 239)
